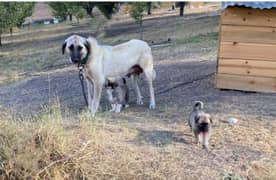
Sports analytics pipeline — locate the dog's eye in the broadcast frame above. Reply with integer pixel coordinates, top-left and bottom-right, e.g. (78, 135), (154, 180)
(78, 46), (83, 51)
(69, 45), (74, 50)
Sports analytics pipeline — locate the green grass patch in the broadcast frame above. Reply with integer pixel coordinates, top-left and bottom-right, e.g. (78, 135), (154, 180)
(174, 32), (218, 45)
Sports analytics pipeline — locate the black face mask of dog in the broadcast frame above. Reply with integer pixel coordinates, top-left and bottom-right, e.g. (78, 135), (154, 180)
(62, 41), (90, 64)
(195, 115), (210, 133)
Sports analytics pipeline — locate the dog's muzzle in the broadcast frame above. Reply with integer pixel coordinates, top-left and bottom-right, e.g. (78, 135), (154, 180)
(198, 122), (209, 133)
(71, 57), (80, 63)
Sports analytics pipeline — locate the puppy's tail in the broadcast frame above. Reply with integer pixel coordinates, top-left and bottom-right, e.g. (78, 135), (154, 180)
(193, 101), (204, 111)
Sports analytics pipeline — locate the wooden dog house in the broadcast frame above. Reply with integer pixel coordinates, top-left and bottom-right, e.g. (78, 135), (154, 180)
(216, 2), (276, 92)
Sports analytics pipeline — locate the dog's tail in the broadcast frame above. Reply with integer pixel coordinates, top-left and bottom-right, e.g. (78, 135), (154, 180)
(193, 101), (204, 111)
(152, 69), (156, 81)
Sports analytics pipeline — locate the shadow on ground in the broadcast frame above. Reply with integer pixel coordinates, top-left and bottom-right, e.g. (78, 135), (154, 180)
(133, 129), (191, 147)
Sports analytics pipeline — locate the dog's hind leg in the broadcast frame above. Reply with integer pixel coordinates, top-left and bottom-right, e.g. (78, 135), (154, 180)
(131, 75), (143, 105)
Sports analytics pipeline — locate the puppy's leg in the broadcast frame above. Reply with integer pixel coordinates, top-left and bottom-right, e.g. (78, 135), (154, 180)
(106, 88), (115, 111)
(91, 80), (104, 116)
(144, 67), (156, 109)
(194, 131), (200, 145)
(202, 133), (209, 151)
(131, 75), (143, 105)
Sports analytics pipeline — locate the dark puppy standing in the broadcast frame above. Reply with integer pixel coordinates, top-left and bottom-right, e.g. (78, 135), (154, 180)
(189, 101), (212, 150)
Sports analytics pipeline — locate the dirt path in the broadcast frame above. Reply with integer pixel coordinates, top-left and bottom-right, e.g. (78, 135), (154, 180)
(1, 56), (276, 119)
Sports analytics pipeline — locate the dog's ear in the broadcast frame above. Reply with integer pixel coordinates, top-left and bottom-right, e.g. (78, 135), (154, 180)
(62, 42), (67, 55)
(84, 40), (90, 55)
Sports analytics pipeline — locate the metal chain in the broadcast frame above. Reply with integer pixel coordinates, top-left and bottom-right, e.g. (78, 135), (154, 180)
(78, 66), (88, 107)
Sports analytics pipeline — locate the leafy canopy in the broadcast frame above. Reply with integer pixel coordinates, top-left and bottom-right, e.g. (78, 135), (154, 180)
(0, 2), (34, 33)
(129, 2), (147, 25)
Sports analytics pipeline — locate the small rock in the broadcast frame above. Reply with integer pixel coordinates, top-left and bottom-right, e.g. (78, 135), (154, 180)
(226, 117), (238, 124)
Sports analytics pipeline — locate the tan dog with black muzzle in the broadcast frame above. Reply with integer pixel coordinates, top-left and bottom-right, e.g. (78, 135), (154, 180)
(189, 101), (213, 151)
(62, 35), (156, 116)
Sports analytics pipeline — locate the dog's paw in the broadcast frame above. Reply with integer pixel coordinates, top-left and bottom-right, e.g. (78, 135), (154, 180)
(137, 99), (144, 105)
(115, 104), (122, 113)
(149, 103), (156, 109)
(203, 145), (209, 152)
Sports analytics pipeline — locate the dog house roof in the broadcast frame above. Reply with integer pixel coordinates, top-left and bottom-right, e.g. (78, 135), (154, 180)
(222, 2), (276, 9)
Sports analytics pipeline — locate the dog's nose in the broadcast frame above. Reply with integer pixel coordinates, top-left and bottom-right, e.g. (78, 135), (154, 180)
(72, 58), (79, 63)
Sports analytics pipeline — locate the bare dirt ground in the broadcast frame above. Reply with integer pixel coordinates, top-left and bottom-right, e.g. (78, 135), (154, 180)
(0, 8), (275, 179)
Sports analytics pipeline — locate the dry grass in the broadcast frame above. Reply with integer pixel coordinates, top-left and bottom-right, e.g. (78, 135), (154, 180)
(1, 102), (275, 179)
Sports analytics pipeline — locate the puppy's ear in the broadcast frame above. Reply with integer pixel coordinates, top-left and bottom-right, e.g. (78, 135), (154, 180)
(62, 42), (67, 55)
(84, 40), (90, 55)
(206, 113), (213, 124)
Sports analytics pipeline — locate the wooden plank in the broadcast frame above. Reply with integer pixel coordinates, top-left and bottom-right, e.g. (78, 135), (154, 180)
(219, 42), (276, 61)
(220, 25), (276, 44)
(221, 7), (276, 27)
(216, 74), (276, 92)
(218, 66), (276, 77)
(216, 14), (223, 73)
(219, 59), (276, 69)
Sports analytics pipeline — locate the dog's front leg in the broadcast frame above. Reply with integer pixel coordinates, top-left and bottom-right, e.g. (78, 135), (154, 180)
(91, 81), (104, 116)
(131, 75), (143, 105)
(86, 79), (93, 110)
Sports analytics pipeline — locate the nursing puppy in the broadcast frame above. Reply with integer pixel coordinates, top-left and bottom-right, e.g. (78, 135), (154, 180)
(62, 35), (156, 116)
(105, 65), (143, 113)
(189, 101), (212, 150)
(105, 78), (129, 113)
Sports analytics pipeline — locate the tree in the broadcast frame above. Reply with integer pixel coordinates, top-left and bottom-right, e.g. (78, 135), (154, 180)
(147, 2), (152, 15)
(50, 2), (119, 22)
(95, 2), (119, 19)
(81, 2), (94, 17)
(75, 8), (86, 23)
(49, 2), (84, 21)
(0, 2), (34, 46)
(179, 2), (186, 16)
(129, 2), (147, 40)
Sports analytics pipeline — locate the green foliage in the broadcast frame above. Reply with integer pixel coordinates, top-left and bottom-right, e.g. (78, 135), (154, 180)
(49, 2), (85, 21)
(76, 8), (86, 23)
(0, 2), (34, 45)
(50, 2), (119, 21)
(129, 2), (147, 25)
(94, 2), (119, 19)
(0, 2), (34, 33)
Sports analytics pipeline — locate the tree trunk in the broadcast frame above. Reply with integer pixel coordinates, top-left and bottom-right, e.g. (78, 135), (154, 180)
(86, 3), (95, 17)
(147, 2), (152, 15)
(179, 2), (185, 16)
(0, 33), (2, 46)
(9, 27), (13, 37)
(172, 3), (176, 10)
(69, 14), (73, 21)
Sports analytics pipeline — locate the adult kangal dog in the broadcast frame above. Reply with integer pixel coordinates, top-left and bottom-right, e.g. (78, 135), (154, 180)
(62, 35), (156, 115)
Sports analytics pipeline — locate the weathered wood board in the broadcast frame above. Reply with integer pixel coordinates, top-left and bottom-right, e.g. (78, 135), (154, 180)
(216, 6), (276, 92)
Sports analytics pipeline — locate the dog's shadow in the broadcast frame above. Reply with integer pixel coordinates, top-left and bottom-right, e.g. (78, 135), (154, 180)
(132, 129), (192, 147)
